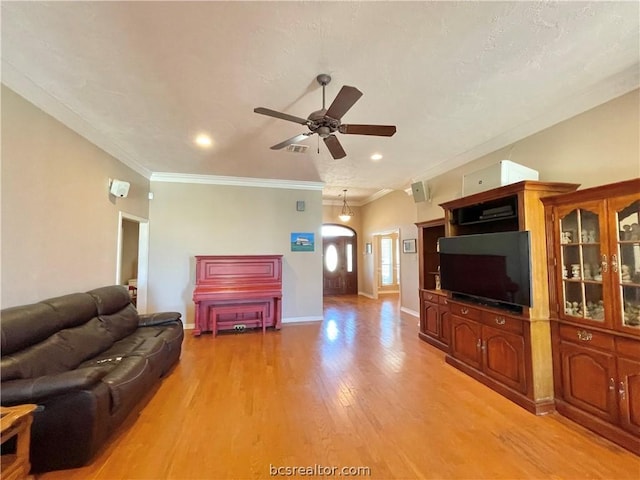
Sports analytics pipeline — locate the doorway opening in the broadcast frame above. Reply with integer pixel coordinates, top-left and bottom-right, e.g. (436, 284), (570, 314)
(322, 224), (358, 295)
(116, 212), (149, 312)
(373, 230), (400, 296)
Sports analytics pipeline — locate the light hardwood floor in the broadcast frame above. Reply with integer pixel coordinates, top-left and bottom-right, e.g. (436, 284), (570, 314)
(39, 294), (639, 479)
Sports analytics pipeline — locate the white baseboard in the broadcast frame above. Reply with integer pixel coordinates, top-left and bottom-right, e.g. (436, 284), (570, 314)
(282, 316), (323, 324)
(358, 291), (376, 299)
(400, 307), (419, 318)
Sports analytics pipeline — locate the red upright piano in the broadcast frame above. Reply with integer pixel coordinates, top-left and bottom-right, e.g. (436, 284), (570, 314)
(192, 255), (283, 336)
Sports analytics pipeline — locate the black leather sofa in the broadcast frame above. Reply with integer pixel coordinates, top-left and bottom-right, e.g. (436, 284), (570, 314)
(0, 285), (184, 473)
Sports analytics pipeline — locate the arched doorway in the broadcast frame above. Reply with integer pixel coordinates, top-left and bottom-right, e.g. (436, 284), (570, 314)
(322, 224), (357, 295)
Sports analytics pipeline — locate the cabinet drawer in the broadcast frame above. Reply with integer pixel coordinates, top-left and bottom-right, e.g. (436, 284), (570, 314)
(559, 324), (614, 350)
(449, 302), (481, 320)
(616, 336), (640, 360)
(481, 311), (523, 335)
(424, 292), (438, 303)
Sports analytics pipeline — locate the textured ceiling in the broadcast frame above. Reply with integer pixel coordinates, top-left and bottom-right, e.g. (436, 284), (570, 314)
(2, 1), (638, 203)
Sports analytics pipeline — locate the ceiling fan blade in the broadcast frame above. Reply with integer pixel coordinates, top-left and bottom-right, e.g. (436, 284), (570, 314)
(270, 133), (313, 150)
(325, 86), (363, 120)
(339, 124), (397, 136)
(323, 135), (347, 159)
(254, 107), (309, 125)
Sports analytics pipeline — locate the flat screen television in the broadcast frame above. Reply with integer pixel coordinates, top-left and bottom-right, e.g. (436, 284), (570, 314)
(439, 231), (532, 311)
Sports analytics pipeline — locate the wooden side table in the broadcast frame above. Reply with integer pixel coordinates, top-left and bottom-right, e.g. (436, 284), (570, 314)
(1, 404), (37, 480)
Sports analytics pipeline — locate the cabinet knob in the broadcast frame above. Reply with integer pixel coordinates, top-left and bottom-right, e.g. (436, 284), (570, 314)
(577, 330), (593, 341)
(609, 378), (615, 391)
(611, 254), (618, 273)
(495, 316), (506, 325)
(476, 338), (482, 349)
(427, 295), (433, 300)
(601, 254), (608, 273)
(461, 307), (469, 315)
(619, 381), (626, 400)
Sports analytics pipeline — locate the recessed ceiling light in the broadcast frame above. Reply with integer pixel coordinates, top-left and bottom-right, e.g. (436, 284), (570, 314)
(371, 153), (383, 161)
(195, 134), (213, 148)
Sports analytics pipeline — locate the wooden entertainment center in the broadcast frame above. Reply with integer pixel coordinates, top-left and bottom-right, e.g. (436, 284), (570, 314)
(418, 181), (580, 415)
(417, 179), (640, 454)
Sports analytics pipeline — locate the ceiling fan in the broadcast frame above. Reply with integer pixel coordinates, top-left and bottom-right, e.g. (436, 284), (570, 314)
(254, 74), (396, 159)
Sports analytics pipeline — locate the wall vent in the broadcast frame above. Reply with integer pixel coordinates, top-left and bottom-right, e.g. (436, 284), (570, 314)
(285, 144), (309, 154)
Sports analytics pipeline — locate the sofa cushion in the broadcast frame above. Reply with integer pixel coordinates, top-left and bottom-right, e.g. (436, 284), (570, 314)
(42, 292), (99, 330)
(101, 356), (153, 413)
(0, 317), (113, 380)
(99, 303), (140, 342)
(88, 286), (133, 315)
(1, 293), (98, 356)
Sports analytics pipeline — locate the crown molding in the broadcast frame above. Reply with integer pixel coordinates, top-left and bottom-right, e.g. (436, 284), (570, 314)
(150, 172), (324, 190)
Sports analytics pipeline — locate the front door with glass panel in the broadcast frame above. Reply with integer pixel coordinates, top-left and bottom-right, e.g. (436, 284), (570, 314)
(322, 225), (357, 295)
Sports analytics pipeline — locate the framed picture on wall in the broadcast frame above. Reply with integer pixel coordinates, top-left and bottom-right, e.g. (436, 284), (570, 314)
(402, 238), (416, 254)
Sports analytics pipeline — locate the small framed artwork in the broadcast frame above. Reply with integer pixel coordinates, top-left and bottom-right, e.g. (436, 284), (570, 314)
(291, 232), (314, 252)
(402, 238), (417, 253)
(365, 242), (372, 254)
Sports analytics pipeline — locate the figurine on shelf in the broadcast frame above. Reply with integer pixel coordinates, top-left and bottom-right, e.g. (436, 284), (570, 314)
(583, 264), (593, 280)
(593, 264), (603, 281)
(622, 225), (632, 240)
(571, 264), (581, 279)
(581, 230), (589, 243)
(588, 230), (597, 243)
(562, 265), (568, 279)
(621, 264), (632, 283)
(631, 223), (640, 241)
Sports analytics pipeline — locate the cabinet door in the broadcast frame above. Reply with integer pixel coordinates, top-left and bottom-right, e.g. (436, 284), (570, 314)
(450, 317), (482, 369)
(617, 356), (640, 436)
(422, 299), (439, 337)
(559, 342), (618, 423)
(555, 202), (611, 328)
(440, 308), (451, 347)
(482, 325), (527, 394)
(607, 194), (640, 336)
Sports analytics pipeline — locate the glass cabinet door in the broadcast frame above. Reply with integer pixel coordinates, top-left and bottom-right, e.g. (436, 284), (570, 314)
(557, 204), (607, 324)
(610, 195), (640, 333)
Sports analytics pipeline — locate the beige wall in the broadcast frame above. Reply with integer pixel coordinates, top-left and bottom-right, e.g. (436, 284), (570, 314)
(359, 191), (419, 312)
(416, 89), (640, 222)
(1, 86), (150, 308)
(362, 89), (640, 316)
(147, 181), (323, 326)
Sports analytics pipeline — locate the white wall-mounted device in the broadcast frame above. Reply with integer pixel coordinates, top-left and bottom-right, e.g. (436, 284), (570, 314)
(109, 179), (130, 198)
(462, 160), (539, 197)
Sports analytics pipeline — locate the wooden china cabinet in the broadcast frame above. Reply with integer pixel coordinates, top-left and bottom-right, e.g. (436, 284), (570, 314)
(542, 178), (640, 455)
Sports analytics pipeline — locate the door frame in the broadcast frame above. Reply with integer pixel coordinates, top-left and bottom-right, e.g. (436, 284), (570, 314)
(372, 228), (400, 299)
(322, 223), (358, 295)
(115, 211), (149, 313)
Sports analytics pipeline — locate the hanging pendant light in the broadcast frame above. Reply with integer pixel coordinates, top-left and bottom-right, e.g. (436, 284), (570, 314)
(338, 189), (354, 222)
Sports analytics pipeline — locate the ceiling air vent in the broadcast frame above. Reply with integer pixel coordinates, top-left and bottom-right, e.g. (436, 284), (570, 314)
(285, 144), (309, 154)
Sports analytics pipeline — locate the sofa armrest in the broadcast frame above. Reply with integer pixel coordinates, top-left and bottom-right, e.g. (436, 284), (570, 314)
(138, 311), (182, 327)
(1, 367), (110, 405)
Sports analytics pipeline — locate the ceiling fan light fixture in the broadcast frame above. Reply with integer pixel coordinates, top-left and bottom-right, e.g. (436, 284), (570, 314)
(339, 189), (354, 222)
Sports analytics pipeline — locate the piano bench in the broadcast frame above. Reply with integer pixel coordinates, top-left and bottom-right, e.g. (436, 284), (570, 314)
(211, 303), (268, 337)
